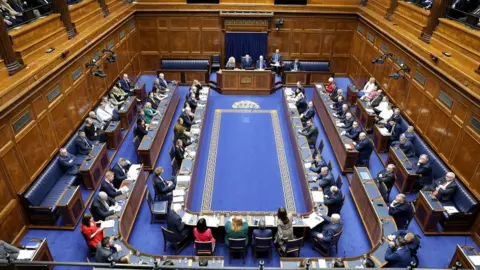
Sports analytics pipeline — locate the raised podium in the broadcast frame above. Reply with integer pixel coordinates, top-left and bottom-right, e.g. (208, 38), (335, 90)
(216, 69), (274, 95)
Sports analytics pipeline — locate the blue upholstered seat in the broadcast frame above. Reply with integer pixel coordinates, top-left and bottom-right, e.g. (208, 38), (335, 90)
(282, 61), (330, 72)
(161, 59), (209, 70)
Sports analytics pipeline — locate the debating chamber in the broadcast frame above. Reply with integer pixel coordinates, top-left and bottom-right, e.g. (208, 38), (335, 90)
(0, 0), (479, 268)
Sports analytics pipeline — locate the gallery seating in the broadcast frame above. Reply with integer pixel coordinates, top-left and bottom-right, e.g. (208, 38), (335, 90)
(440, 183), (478, 231)
(159, 59), (210, 84)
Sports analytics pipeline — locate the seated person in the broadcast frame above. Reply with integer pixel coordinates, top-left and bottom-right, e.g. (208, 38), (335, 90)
(81, 214), (104, 250)
(377, 103), (394, 124)
(275, 207), (294, 246)
(89, 111), (107, 130)
(152, 167), (176, 202)
(376, 164), (395, 191)
(368, 90), (384, 108)
(167, 204), (189, 240)
(111, 158), (131, 189)
(186, 90), (198, 112)
(310, 214), (343, 251)
(324, 186), (343, 216)
(359, 77), (376, 98)
(75, 130), (94, 155)
(58, 148), (81, 175)
(385, 108), (401, 130)
(300, 101), (315, 123)
(330, 96), (346, 113)
(296, 81), (305, 95)
(100, 171), (127, 199)
(330, 88), (343, 102)
(225, 216), (249, 247)
(240, 54), (254, 69)
(134, 118), (148, 142)
(354, 133), (373, 166)
(194, 218), (215, 251)
(388, 194), (413, 229)
(147, 91), (160, 110)
(95, 237), (132, 263)
(360, 85), (379, 101)
(404, 125), (416, 142)
(316, 167), (335, 190)
(398, 135), (415, 158)
(387, 230), (420, 252)
(295, 92), (308, 115)
(84, 118), (106, 142)
(372, 96), (389, 115)
(385, 237), (412, 268)
(174, 139), (185, 168)
(338, 113), (354, 129)
(174, 118), (193, 147)
(310, 154), (327, 174)
(118, 73), (133, 94)
(290, 59), (301, 71)
(101, 96), (116, 115)
(252, 220), (272, 246)
(111, 83), (129, 101)
(108, 92), (124, 110)
(180, 107), (194, 131)
(152, 78), (167, 97)
(143, 102), (158, 124)
(158, 73), (176, 90)
(225, 56), (236, 69)
(0, 240), (20, 260)
(298, 120), (319, 148)
(341, 121), (361, 141)
(387, 119), (402, 144)
(90, 192), (116, 221)
(326, 77), (336, 94)
(414, 154), (433, 190)
(422, 172), (458, 202)
(333, 104), (349, 120)
(256, 55), (267, 70)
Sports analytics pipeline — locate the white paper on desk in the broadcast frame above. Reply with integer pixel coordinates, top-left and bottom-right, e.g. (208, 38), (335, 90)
(285, 88), (294, 96)
(202, 86), (209, 91)
(315, 84), (323, 89)
(318, 259), (327, 268)
(199, 216), (219, 227)
(151, 120), (159, 125)
(302, 213), (324, 229)
(127, 164), (141, 179)
(468, 255), (480, 265)
(288, 103), (296, 109)
(173, 196), (184, 203)
(379, 127), (390, 136)
(195, 119), (201, 124)
(101, 219), (115, 229)
(177, 175), (191, 187)
(265, 216), (275, 226)
(173, 189), (185, 197)
(366, 108), (375, 113)
(311, 191), (324, 204)
(120, 186), (129, 193)
(444, 206), (459, 214)
(17, 250), (35, 260)
(345, 144), (353, 149)
(304, 163), (312, 169)
(187, 151), (196, 158)
(182, 212), (193, 224)
(336, 123), (345, 127)
(191, 128), (200, 134)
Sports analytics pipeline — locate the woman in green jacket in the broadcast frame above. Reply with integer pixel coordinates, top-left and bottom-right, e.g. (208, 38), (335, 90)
(224, 216), (249, 247)
(143, 102), (158, 124)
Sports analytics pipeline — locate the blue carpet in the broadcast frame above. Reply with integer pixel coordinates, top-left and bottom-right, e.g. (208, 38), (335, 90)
(20, 75), (480, 269)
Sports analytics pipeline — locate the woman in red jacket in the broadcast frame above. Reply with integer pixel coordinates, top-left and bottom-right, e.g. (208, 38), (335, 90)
(81, 214), (104, 250)
(193, 218), (215, 251)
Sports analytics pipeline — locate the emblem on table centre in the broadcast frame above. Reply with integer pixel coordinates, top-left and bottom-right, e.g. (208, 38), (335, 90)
(232, 100), (260, 109)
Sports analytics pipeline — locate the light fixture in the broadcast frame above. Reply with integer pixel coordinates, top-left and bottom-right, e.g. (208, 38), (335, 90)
(85, 60), (107, 78)
(372, 53), (393, 64)
(275, 19), (284, 31)
(389, 64), (410, 80)
(102, 49), (118, 63)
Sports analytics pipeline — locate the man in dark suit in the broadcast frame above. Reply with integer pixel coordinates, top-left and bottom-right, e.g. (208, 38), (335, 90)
(174, 139), (185, 168)
(388, 119), (402, 143)
(84, 118), (106, 143)
(186, 91), (198, 113)
(310, 154), (327, 174)
(298, 120), (319, 148)
(387, 230), (420, 252)
(95, 237), (131, 263)
(256, 55), (267, 69)
(252, 220), (273, 246)
(58, 148), (80, 175)
(341, 121), (362, 141)
(301, 101), (315, 123)
(290, 59), (301, 71)
(354, 133), (374, 166)
(385, 108), (402, 130)
(317, 167), (335, 190)
(152, 167), (176, 202)
(75, 131), (93, 155)
(180, 107), (194, 131)
(240, 54), (254, 69)
(167, 204), (189, 241)
(270, 49), (282, 74)
(422, 172), (458, 202)
(388, 194), (413, 229)
(339, 113), (354, 129)
(90, 191), (116, 221)
(399, 135), (415, 158)
(333, 104), (349, 120)
(376, 164), (395, 191)
(369, 90), (384, 108)
(324, 186), (343, 216)
(111, 158), (131, 189)
(414, 154), (433, 190)
(330, 89), (343, 102)
(158, 73), (175, 90)
(100, 171), (124, 199)
(330, 95), (346, 113)
(385, 237), (412, 268)
(0, 240), (20, 260)
(295, 94), (308, 114)
(119, 74), (133, 94)
(311, 214), (343, 251)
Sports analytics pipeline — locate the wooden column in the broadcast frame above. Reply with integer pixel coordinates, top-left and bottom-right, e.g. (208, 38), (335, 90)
(98, 0), (110, 17)
(52, 0), (77, 39)
(421, 0), (446, 43)
(0, 13), (24, 75)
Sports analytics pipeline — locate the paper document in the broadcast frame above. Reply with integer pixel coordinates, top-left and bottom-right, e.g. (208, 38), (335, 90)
(379, 127), (390, 136)
(366, 108), (375, 113)
(304, 163), (312, 169)
(187, 151), (196, 158)
(173, 196), (184, 203)
(182, 212), (193, 224)
(288, 103), (296, 109)
(173, 189), (185, 197)
(302, 213), (324, 229)
(199, 216), (219, 227)
(120, 186), (129, 193)
(265, 216), (275, 226)
(151, 121), (159, 125)
(468, 255), (480, 265)
(127, 164), (141, 179)
(318, 259), (327, 268)
(194, 120), (201, 124)
(25, 243), (40, 249)
(311, 191), (324, 204)
(444, 206), (459, 214)
(345, 144), (353, 149)
(17, 250), (35, 260)
(315, 84), (323, 89)
(337, 123), (345, 127)
(191, 128), (200, 134)
(177, 175), (191, 187)
(101, 219), (115, 229)
(202, 86), (209, 91)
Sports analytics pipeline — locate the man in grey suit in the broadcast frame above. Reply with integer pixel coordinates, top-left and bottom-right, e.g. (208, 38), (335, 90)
(95, 237), (131, 263)
(0, 240), (20, 260)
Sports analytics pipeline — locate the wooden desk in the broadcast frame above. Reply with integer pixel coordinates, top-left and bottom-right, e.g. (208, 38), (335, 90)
(134, 82), (146, 104)
(79, 143), (109, 189)
(387, 146), (419, 193)
(157, 70), (208, 85)
(373, 124), (391, 153)
(312, 84), (358, 173)
(216, 69), (274, 95)
(347, 84), (359, 107)
(284, 71), (308, 85)
(448, 245), (480, 269)
(93, 256), (224, 269)
(137, 85), (179, 170)
(355, 99), (376, 132)
(105, 121), (122, 149)
(6, 239), (54, 270)
(118, 96), (138, 130)
(415, 190), (445, 233)
(55, 186), (84, 227)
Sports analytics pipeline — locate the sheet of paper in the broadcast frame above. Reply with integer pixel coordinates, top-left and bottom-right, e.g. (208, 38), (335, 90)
(187, 151), (196, 158)
(444, 206), (459, 214)
(366, 108), (375, 113)
(288, 103), (296, 109)
(177, 175), (191, 185)
(191, 128), (200, 134)
(17, 250), (35, 260)
(345, 144), (352, 149)
(199, 216), (219, 227)
(304, 163), (312, 169)
(182, 212), (193, 223)
(379, 127), (390, 136)
(101, 219), (115, 229)
(127, 164), (141, 179)
(173, 196), (184, 203)
(173, 189), (185, 197)
(151, 120), (159, 125)
(318, 259), (327, 268)
(468, 255), (480, 265)
(337, 123), (345, 127)
(302, 213), (324, 229)
(311, 191), (324, 204)
(194, 119), (201, 124)
(315, 84), (323, 89)
(120, 186), (129, 193)
(265, 216), (275, 226)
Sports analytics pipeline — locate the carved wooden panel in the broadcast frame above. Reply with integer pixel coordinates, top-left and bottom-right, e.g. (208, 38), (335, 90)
(16, 125), (47, 178)
(38, 115), (58, 158)
(0, 202), (26, 242)
(0, 146), (29, 193)
(0, 169), (14, 210)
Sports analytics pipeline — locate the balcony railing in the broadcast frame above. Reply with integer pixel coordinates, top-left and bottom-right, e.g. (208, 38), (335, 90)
(445, 0), (480, 29)
(6, 2), (53, 31)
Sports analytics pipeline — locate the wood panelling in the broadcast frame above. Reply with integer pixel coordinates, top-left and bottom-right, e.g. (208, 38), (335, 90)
(349, 20), (480, 202)
(391, 1), (429, 39)
(0, 17), (140, 243)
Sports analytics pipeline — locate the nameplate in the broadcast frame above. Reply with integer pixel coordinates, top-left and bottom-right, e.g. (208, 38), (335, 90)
(240, 76), (252, 84)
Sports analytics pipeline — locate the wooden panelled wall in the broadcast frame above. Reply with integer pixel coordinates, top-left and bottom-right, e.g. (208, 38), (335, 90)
(137, 13), (356, 75)
(0, 17), (140, 243)
(349, 19), (480, 199)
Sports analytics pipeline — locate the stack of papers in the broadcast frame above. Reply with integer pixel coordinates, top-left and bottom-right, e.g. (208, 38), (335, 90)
(302, 213), (324, 229)
(173, 189), (185, 197)
(379, 127), (390, 136)
(468, 255), (480, 265)
(177, 175), (191, 187)
(119, 186), (129, 193)
(444, 206), (459, 214)
(127, 164), (141, 180)
(366, 108), (375, 114)
(101, 219), (115, 229)
(288, 103), (296, 109)
(265, 216), (275, 226)
(173, 196), (184, 203)
(336, 123), (345, 127)
(304, 163), (312, 169)
(199, 216), (219, 227)
(318, 259), (327, 268)
(17, 250), (35, 260)
(109, 204), (122, 212)
(186, 151), (196, 158)
(311, 191), (324, 204)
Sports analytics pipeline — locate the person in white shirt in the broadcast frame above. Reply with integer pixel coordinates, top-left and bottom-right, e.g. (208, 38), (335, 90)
(373, 96), (389, 114)
(101, 96), (115, 114)
(96, 102), (113, 122)
(378, 103), (394, 124)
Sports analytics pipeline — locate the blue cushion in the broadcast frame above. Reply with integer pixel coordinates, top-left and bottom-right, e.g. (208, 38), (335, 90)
(161, 60), (209, 70)
(65, 134), (78, 155)
(283, 61), (330, 72)
(39, 175), (77, 207)
(449, 182), (477, 213)
(410, 133), (448, 179)
(24, 157), (65, 206)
